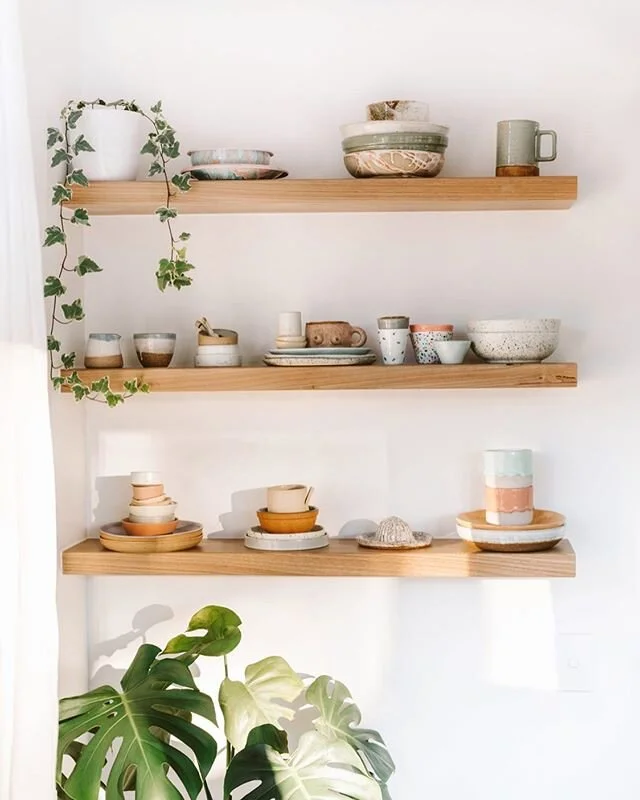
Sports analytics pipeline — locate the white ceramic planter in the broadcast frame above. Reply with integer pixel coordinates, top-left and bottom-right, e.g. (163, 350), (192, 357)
(73, 107), (142, 181)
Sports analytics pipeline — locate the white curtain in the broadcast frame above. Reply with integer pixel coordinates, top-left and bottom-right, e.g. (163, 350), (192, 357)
(0, 0), (59, 797)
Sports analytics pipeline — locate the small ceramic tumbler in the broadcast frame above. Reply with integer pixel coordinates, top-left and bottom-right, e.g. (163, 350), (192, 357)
(483, 449), (533, 525)
(496, 120), (557, 177)
(377, 316), (409, 365)
(84, 333), (123, 369)
(278, 312), (303, 338)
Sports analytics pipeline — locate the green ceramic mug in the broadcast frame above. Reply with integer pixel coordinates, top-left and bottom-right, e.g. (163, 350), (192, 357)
(496, 119), (557, 176)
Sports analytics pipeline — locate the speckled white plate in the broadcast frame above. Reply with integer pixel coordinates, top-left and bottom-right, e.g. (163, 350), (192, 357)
(244, 532), (329, 551)
(246, 525), (326, 540)
(264, 354), (376, 367)
(269, 347), (372, 356)
(356, 532), (433, 549)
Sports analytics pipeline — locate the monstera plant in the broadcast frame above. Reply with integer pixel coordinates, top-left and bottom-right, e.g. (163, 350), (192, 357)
(58, 605), (394, 800)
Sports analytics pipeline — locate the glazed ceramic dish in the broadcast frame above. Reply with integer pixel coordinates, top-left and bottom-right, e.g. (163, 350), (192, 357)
(456, 509), (565, 552)
(99, 521), (203, 553)
(264, 354), (376, 367)
(133, 333), (176, 368)
(183, 164), (287, 181)
(467, 319), (560, 363)
(246, 525), (326, 541)
(342, 133), (448, 153)
(188, 148), (273, 166)
(344, 150), (445, 179)
(340, 121), (449, 138)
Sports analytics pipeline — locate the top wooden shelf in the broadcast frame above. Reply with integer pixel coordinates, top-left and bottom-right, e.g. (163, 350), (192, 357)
(65, 177), (578, 215)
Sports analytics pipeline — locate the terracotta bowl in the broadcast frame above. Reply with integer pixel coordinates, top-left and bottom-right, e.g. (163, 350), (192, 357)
(122, 518), (179, 537)
(132, 484), (164, 501)
(256, 506), (319, 534)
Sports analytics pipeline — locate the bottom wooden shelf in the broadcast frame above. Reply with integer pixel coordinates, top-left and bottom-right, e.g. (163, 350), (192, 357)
(62, 538), (575, 578)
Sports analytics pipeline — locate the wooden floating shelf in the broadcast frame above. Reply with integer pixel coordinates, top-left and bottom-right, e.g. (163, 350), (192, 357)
(64, 177), (578, 215)
(62, 538), (576, 578)
(61, 363), (577, 392)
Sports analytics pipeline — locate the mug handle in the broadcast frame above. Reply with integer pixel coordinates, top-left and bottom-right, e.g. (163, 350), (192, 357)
(351, 327), (367, 347)
(536, 129), (557, 162)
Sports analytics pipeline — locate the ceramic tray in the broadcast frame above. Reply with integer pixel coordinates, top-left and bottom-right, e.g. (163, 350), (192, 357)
(269, 347), (372, 356)
(455, 509), (565, 552)
(183, 164), (288, 181)
(99, 520), (203, 553)
(264, 353), (376, 367)
(356, 532), (433, 550)
(244, 530), (329, 551)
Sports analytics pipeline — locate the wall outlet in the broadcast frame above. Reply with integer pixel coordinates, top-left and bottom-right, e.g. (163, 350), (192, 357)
(555, 633), (594, 693)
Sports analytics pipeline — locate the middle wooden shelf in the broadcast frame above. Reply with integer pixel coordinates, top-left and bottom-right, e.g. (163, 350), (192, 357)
(62, 362), (578, 392)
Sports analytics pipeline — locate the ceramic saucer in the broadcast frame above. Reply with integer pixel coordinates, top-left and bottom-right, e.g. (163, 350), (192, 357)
(99, 520), (203, 553)
(269, 347), (372, 356)
(244, 527), (329, 551)
(264, 353), (376, 367)
(356, 532), (433, 550)
(182, 164), (288, 180)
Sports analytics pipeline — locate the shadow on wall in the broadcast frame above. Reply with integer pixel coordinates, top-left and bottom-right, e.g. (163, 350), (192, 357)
(210, 487), (270, 537)
(91, 474), (131, 530)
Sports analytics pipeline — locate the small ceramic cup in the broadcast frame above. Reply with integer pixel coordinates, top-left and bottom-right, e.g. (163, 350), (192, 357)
(131, 470), (162, 486)
(433, 340), (471, 364)
(133, 333), (176, 368)
(267, 484), (309, 513)
(85, 333), (123, 369)
(483, 449), (533, 525)
(377, 316), (410, 329)
(278, 311), (303, 338)
(484, 449), (533, 476)
(410, 325), (453, 364)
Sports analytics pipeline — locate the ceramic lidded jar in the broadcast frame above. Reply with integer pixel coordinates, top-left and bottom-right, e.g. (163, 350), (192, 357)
(84, 333), (123, 369)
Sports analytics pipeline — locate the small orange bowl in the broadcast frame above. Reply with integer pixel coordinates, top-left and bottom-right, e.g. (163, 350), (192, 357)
(122, 518), (178, 537)
(132, 484), (164, 501)
(256, 506), (319, 534)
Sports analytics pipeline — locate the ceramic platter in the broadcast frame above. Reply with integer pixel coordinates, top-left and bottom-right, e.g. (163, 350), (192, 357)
(356, 532), (433, 550)
(269, 347), (372, 356)
(456, 508), (565, 552)
(183, 164), (288, 180)
(245, 527), (329, 551)
(99, 520), (203, 553)
(264, 353), (376, 367)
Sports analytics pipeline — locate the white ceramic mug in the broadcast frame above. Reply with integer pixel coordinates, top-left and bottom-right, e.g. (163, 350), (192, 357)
(278, 312), (303, 338)
(377, 328), (409, 365)
(267, 484), (309, 513)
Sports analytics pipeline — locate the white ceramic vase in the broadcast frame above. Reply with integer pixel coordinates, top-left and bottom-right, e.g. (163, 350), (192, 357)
(73, 107), (142, 181)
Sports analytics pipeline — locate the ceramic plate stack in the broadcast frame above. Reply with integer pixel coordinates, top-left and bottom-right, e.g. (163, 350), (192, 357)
(456, 509), (566, 552)
(245, 501), (328, 550)
(264, 347), (376, 367)
(184, 147), (287, 180)
(340, 121), (449, 178)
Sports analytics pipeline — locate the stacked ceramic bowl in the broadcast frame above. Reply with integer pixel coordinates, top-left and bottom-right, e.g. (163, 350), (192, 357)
(183, 148), (287, 181)
(245, 484), (328, 551)
(195, 329), (241, 367)
(124, 471), (178, 536)
(467, 319), (561, 363)
(340, 100), (449, 178)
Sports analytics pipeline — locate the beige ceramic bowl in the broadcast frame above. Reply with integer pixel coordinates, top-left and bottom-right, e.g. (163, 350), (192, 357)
(128, 502), (176, 521)
(257, 506), (319, 534)
(122, 518), (178, 537)
(132, 484), (164, 501)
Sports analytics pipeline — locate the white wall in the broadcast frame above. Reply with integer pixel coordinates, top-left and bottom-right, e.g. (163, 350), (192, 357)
(51, 0), (640, 796)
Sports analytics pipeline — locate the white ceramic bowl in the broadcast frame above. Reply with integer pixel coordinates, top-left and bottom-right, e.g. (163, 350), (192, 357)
(340, 121), (449, 138)
(128, 502), (176, 521)
(130, 471), (162, 486)
(467, 319), (560, 363)
(433, 340), (470, 364)
(195, 354), (242, 367)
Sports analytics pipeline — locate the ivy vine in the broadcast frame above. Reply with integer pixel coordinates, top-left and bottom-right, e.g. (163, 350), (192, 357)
(44, 98), (194, 405)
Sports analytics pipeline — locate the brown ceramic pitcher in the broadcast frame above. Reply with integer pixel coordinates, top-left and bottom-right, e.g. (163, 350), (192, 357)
(305, 320), (367, 347)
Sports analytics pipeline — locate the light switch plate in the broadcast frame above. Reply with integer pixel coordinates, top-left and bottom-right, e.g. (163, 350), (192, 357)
(556, 633), (594, 692)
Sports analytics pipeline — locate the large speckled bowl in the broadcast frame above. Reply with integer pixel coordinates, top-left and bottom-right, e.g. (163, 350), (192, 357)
(467, 319), (560, 363)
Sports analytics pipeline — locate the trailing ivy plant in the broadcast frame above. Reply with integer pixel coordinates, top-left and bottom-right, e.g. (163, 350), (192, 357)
(44, 98), (194, 405)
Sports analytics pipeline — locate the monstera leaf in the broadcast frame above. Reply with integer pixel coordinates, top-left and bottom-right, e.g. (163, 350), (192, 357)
(163, 605), (242, 662)
(225, 730), (382, 800)
(307, 676), (395, 785)
(58, 644), (217, 800)
(219, 656), (304, 749)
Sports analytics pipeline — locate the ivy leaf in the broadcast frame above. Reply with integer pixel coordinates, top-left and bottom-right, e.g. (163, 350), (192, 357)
(171, 174), (191, 192)
(61, 352), (76, 369)
(178, 232), (191, 241)
(76, 256), (102, 276)
(148, 161), (163, 177)
(44, 276), (66, 298)
(150, 101), (162, 114)
(66, 371), (81, 386)
(70, 208), (90, 226)
(105, 392), (124, 408)
(61, 299), (84, 321)
(52, 377), (65, 390)
(166, 141), (180, 159)
(67, 110), (83, 129)
(72, 384), (90, 402)
(90, 377), (110, 394)
(47, 127), (63, 149)
(123, 380), (139, 395)
(141, 139), (159, 157)
(155, 119), (167, 131)
(52, 184), (72, 205)
(67, 169), (89, 187)
(44, 225), (66, 247)
(73, 134), (95, 155)
(47, 335), (61, 352)
(155, 207), (177, 223)
(140, 382), (151, 394)
(51, 149), (71, 168)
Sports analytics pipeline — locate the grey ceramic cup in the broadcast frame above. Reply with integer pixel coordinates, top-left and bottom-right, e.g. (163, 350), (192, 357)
(496, 120), (557, 172)
(377, 316), (410, 330)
